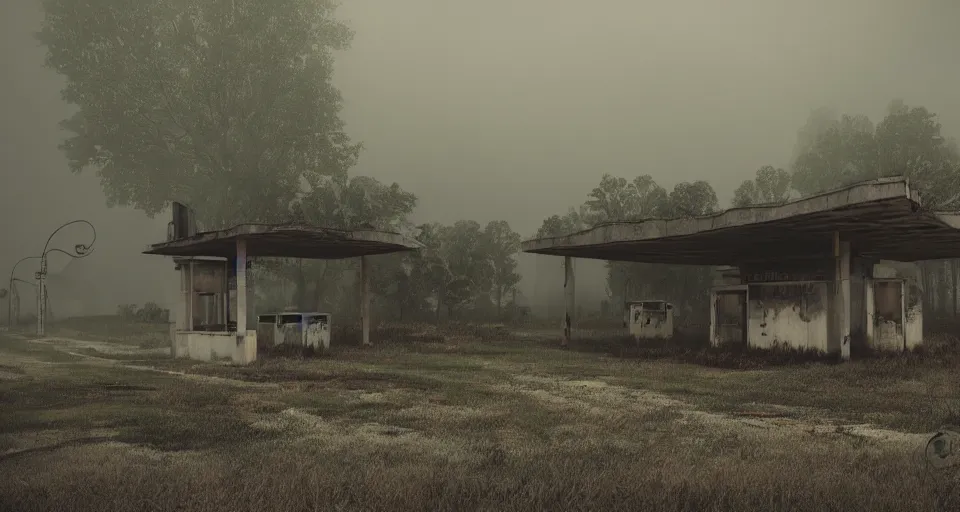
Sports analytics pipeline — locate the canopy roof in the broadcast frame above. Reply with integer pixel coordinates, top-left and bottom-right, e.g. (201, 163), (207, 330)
(144, 223), (422, 259)
(522, 177), (960, 265)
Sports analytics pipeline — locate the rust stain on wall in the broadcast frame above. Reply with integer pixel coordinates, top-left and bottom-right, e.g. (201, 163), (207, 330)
(747, 283), (828, 350)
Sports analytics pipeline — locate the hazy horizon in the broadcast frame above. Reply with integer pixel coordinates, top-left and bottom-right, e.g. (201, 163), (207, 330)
(3, 0), (960, 312)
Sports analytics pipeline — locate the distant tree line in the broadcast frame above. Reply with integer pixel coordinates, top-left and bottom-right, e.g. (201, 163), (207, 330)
(257, 176), (524, 323)
(535, 99), (960, 330)
(38, 2), (960, 329)
(535, 176), (720, 327)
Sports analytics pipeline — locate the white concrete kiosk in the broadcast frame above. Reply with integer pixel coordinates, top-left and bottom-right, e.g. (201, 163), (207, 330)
(145, 222), (422, 364)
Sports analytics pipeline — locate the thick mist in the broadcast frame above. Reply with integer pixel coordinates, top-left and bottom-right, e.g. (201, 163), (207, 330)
(2, 0), (960, 316)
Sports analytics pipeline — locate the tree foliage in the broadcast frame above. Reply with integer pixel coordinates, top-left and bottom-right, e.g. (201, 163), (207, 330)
(583, 174), (667, 225)
(787, 100), (960, 328)
(484, 221), (522, 315)
(663, 181), (719, 217)
(538, 174), (720, 326)
(39, 0), (359, 227)
(257, 175), (417, 314)
(399, 220), (523, 321)
(790, 100), (960, 206)
(536, 207), (588, 238)
(732, 166), (791, 207)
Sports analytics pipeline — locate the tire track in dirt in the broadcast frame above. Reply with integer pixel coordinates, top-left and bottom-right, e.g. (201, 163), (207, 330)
(3, 333), (277, 388)
(502, 375), (930, 448)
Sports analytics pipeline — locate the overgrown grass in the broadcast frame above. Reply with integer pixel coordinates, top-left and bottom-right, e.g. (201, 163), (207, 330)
(561, 332), (840, 368)
(47, 315), (169, 348)
(3, 328), (960, 511)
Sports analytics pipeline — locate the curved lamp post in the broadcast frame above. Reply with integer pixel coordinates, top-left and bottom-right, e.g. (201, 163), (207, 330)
(36, 220), (96, 336)
(8, 255), (39, 327)
(8, 249), (84, 328)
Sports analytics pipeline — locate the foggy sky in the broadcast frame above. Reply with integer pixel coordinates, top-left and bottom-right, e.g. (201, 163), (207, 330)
(3, 0), (960, 309)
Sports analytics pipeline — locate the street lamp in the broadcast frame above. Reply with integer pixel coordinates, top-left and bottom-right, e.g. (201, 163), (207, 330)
(8, 248), (86, 328)
(36, 220), (96, 336)
(7, 255), (38, 327)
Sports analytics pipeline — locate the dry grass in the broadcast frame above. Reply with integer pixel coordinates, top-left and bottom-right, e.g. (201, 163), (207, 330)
(47, 315), (170, 349)
(1, 329), (960, 511)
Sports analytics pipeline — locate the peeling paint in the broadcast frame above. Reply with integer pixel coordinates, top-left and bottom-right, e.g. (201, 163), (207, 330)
(905, 304), (923, 350)
(279, 322), (301, 346)
(628, 301), (674, 339)
(305, 314), (331, 352)
(874, 320), (903, 351)
(256, 312), (331, 351)
(747, 283), (828, 352)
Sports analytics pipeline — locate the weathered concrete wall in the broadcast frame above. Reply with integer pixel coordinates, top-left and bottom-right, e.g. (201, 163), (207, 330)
(712, 266), (742, 286)
(173, 330), (256, 364)
(747, 283), (828, 352)
(256, 314), (331, 352)
(305, 316), (331, 351)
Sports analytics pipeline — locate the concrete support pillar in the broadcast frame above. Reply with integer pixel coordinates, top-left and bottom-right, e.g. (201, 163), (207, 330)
(175, 263), (189, 331)
(236, 240), (247, 341)
(186, 261), (195, 331)
(834, 233), (851, 360)
(864, 277), (875, 348)
(247, 261), (256, 329)
(222, 260), (229, 326)
(563, 256), (575, 347)
(360, 255), (371, 346)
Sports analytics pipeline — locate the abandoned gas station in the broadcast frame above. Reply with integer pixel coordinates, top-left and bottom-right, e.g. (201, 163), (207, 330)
(144, 218), (421, 364)
(522, 177), (960, 359)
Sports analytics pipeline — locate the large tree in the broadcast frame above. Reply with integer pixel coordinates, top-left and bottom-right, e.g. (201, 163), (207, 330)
(410, 223), (452, 322)
(789, 100), (960, 204)
(536, 206), (588, 238)
(39, 0), (359, 227)
(875, 101), (960, 208)
(554, 174), (719, 326)
(788, 100), (960, 321)
(258, 175), (418, 314)
(662, 181), (719, 217)
(791, 114), (879, 197)
(732, 166), (792, 207)
(440, 221), (494, 318)
(583, 174), (667, 225)
(483, 220), (522, 318)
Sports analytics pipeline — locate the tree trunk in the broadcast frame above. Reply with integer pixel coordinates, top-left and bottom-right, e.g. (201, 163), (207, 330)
(496, 287), (503, 320)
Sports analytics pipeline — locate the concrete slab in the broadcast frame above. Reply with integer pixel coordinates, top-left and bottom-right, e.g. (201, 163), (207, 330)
(143, 223), (423, 259)
(522, 177), (960, 264)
